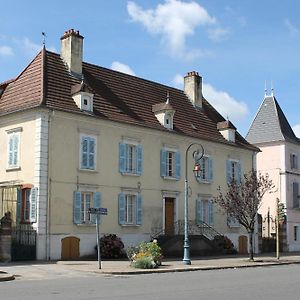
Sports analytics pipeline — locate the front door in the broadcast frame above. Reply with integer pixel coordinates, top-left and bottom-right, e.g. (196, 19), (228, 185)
(165, 198), (175, 235)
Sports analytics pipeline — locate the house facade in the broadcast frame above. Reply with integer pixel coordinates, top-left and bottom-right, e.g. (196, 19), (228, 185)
(247, 93), (300, 251)
(0, 29), (258, 260)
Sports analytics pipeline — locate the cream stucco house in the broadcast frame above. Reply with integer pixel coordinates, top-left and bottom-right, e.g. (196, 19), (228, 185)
(247, 92), (300, 251)
(0, 29), (258, 260)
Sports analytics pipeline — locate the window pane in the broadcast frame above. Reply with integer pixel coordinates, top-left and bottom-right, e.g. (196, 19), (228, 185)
(167, 151), (174, 176)
(125, 195), (136, 224)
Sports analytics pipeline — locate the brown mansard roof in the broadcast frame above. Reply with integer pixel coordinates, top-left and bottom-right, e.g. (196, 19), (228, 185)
(0, 48), (257, 151)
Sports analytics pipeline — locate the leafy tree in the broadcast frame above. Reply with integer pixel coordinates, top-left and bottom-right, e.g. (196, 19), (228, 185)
(215, 170), (274, 260)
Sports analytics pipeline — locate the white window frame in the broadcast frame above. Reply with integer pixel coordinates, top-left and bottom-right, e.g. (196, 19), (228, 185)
(227, 159), (240, 182)
(166, 150), (175, 177)
(125, 193), (137, 225)
(79, 133), (97, 171)
(6, 128), (22, 170)
(80, 192), (93, 224)
(125, 144), (137, 173)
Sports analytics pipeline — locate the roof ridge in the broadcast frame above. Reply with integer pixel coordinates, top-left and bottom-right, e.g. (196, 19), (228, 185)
(40, 46), (47, 105)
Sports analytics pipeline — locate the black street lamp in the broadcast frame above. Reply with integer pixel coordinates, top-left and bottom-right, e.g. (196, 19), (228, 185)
(183, 143), (204, 265)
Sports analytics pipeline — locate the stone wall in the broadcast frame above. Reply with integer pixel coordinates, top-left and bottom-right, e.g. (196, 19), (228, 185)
(0, 212), (12, 262)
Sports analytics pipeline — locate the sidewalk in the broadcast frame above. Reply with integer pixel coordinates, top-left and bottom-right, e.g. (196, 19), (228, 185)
(1, 253), (300, 281)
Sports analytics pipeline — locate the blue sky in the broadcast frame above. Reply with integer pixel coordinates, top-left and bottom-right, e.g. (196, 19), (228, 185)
(0, 0), (299, 137)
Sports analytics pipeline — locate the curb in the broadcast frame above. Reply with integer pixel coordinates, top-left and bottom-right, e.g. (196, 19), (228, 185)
(101, 260), (300, 275)
(0, 272), (15, 282)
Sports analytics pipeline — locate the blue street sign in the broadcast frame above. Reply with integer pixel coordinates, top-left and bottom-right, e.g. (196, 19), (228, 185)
(88, 207), (108, 215)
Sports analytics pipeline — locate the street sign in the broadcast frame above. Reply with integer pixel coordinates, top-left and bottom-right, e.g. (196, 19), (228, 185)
(88, 207), (108, 215)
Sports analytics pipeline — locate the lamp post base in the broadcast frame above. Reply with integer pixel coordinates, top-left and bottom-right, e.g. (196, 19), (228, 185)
(182, 243), (191, 265)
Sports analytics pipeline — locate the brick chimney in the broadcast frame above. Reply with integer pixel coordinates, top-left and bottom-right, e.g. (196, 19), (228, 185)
(184, 71), (202, 108)
(60, 29), (84, 75)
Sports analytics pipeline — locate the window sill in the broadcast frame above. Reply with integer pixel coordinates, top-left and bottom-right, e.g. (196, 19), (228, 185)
(120, 224), (140, 227)
(6, 166), (21, 172)
(196, 179), (212, 184)
(162, 176), (179, 181)
(121, 172), (140, 177)
(77, 168), (98, 174)
(75, 223), (96, 227)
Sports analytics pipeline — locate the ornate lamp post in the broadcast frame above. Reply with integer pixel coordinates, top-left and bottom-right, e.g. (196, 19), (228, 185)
(182, 143), (204, 265)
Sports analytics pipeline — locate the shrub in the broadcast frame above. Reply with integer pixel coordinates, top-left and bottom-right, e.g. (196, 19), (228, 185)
(97, 234), (126, 259)
(127, 240), (163, 269)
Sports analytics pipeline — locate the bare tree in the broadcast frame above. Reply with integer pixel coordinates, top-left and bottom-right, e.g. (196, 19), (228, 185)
(215, 170), (274, 260)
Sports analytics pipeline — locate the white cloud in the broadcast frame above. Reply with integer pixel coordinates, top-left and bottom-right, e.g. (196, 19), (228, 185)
(127, 0), (216, 59)
(203, 83), (248, 122)
(0, 45), (14, 56)
(172, 73), (184, 88)
(284, 19), (299, 37)
(21, 37), (42, 56)
(171, 74), (248, 122)
(207, 27), (230, 42)
(292, 124), (300, 138)
(111, 61), (136, 76)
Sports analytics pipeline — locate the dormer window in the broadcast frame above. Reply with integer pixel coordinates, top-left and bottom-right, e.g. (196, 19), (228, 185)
(82, 95), (93, 111)
(71, 82), (94, 112)
(152, 92), (175, 130)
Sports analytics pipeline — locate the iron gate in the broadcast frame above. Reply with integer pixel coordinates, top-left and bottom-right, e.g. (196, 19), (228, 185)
(11, 224), (36, 261)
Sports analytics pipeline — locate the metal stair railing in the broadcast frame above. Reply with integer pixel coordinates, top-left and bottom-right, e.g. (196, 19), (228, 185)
(151, 220), (222, 240)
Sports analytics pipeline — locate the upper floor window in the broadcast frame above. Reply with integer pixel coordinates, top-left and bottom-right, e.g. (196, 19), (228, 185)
(7, 129), (21, 169)
(16, 187), (38, 224)
(196, 156), (213, 183)
(293, 182), (299, 208)
(73, 191), (101, 224)
(80, 134), (96, 170)
(226, 159), (241, 183)
(196, 198), (214, 226)
(118, 192), (142, 226)
(290, 154), (298, 170)
(160, 148), (180, 180)
(119, 142), (142, 175)
(82, 95), (93, 111)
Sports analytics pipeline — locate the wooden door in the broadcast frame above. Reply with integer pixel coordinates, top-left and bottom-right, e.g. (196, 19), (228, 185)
(165, 198), (175, 235)
(61, 236), (80, 260)
(238, 235), (248, 254)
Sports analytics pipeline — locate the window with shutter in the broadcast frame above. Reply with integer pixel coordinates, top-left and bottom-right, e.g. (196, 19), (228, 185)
(226, 159), (241, 183)
(119, 142), (143, 175)
(196, 156), (213, 183)
(161, 148), (180, 180)
(7, 132), (20, 169)
(80, 135), (96, 170)
(73, 191), (101, 224)
(118, 192), (142, 226)
(196, 198), (213, 226)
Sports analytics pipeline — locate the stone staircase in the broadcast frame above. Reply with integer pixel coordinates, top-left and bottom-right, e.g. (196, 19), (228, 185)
(152, 220), (226, 258)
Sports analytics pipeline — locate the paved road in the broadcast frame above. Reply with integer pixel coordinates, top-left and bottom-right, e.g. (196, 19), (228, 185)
(2, 264), (300, 300)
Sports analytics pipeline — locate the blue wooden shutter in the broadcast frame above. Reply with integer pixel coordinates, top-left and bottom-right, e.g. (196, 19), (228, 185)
(81, 137), (88, 169)
(136, 194), (142, 225)
(13, 134), (19, 166)
(73, 191), (82, 224)
(136, 145), (143, 175)
(118, 193), (126, 225)
(226, 160), (232, 183)
(237, 161), (242, 183)
(29, 187), (38, 223)
(88, 137), (96, 169)
(119, 143), (126, 174)
(196, 198), (203, 224)
(92, 192), (101, 224)
(208, 157), (213, 182)
(8, 135), (13, 166)
(208, 200), (214, 226)
(16, 188), (22, 224)
(160, 149), (167, 177)
(175, 151), (181, 180)
(293, 182), (299, 208)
